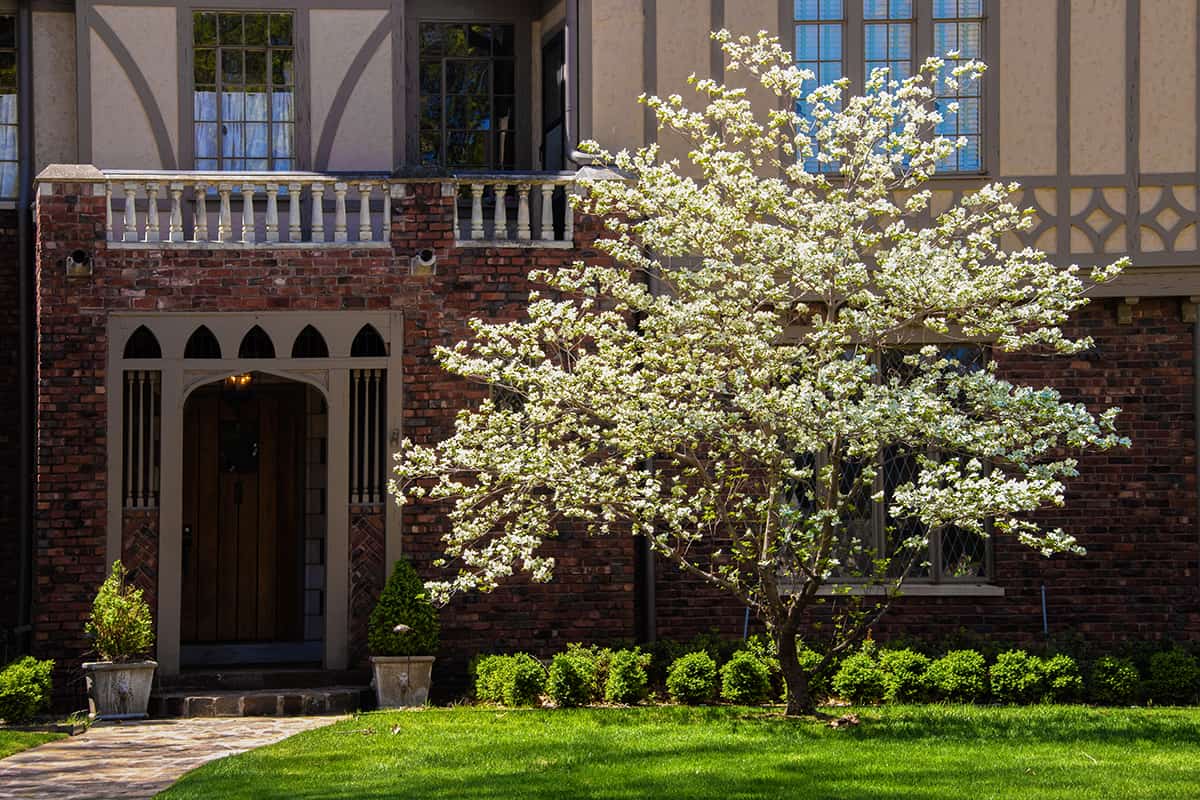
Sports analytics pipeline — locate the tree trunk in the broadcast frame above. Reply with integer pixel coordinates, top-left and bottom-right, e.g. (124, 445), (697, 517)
(777, 627), (813, 716)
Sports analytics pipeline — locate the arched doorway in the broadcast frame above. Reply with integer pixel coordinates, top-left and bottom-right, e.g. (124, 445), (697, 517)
(179, 372), (326, 666)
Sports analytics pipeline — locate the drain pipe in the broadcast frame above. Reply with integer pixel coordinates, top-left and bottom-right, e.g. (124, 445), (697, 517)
(15, 0), (34, 656)
(1194, 301), (1200, 594)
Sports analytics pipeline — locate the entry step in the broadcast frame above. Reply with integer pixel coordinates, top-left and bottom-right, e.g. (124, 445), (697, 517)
(151, 685), (371, 718)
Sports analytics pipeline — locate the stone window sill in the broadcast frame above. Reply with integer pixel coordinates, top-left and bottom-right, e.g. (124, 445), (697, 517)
(814, 583), (1005, 597)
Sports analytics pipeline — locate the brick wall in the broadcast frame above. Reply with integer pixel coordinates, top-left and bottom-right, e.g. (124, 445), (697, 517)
(0, 209), (18, 643)
(33, 180), (635, 700)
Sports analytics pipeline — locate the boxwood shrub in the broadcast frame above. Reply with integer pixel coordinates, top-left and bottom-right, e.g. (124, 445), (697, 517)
(926, 649), (988, 703)
(832, 649), (886, 705)
(720, 651), (773, 705)
(880, 648), (931, 703)
(1040, 654), (1084, 703)
(1089, 656), (1140, 706)
(1145, 649), (1200, 706)
(0, 657), (54, 723)
(547, 650), (598, 708)
(989, 650), (1045, 705)
(604, 649), (651, 705)
(667, 652), (718, 705)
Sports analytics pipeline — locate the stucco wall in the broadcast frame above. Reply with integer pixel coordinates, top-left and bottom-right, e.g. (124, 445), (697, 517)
(1069, 0), (1125, 176)
(999, 0), (1057, 176)
(1139, 0), (1196, 175)
(309, 9), (393, 172)
(34, 11), (77, 172)
(589, 0), (644, 153)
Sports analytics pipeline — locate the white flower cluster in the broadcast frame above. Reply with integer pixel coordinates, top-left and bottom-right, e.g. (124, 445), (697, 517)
(391, 31), (1128, 644)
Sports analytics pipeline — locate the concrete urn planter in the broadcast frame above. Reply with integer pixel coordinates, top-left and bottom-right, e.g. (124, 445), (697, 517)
(371, 656), (435, 708)
(83, 660), (157, 720)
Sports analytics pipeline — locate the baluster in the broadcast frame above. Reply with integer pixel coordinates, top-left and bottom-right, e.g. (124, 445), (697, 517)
(217, 183), (233, 242)
(358, 182), (374, 241)
(287, 182), (302, 242)
(539, 183), (555, 240)
(311, 182), (326, 242)
(144, 183), (160, 242)
(125, 371), (136, 505)
(265, 182), (279, 242)
(470, 183), (485, 240)
(564, 185), (575, 243)
(168, 182), (184, 242)
(334, 182), (348, 243)
(493, 183), (508, 240)
(382, 184), (394, 243)
(193, 183), (209, 242)
(122, 183), (139, 242)
(517, 184), (532, 241)
(104, 183), (113, 241)
(240, 184), (256, 244)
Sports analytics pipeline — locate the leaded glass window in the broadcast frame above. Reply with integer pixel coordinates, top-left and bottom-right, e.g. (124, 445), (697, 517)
(793, 0), (844, 173)
(932, 0), (984, 172)
(0, 15), (17, 198)
(193, 11), (295, 171)
(418, 22), (516, 169)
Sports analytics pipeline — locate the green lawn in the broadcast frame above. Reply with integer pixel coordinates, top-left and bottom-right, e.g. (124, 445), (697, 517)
(0, 730), (65, 760)
(159, 705), (1200, 800)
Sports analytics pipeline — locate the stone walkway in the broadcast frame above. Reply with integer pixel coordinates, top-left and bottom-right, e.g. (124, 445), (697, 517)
(0, 716), (341, 799)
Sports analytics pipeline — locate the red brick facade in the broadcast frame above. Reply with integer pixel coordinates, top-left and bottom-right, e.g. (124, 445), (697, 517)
(24, 177), (1200, 708)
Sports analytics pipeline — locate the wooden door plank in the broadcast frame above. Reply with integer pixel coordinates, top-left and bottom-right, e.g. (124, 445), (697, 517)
(236, 395), (261, 641)
(256, 391), (279, 640)
(217, 395), (240, 641)
(196, 390), (222, 642)
(181, 398), (198, 642)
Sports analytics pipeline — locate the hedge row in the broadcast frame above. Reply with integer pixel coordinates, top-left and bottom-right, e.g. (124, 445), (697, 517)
(0, 657), (55, 724)
(471, 635), (1200, 709)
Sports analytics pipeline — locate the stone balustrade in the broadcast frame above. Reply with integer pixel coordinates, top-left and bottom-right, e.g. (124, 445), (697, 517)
(449, 172), (578, 247)
(101, 171), (397, 247)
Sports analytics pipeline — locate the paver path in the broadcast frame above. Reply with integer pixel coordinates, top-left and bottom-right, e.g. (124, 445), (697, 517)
(0, 716), (341, 799)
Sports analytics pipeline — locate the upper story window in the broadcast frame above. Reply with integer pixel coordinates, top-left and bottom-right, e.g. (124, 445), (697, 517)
(193, 11), (295, 171)
(418, 22), (516, 170)
(793, 0), (986, 174)
(0, 15), (16, 198)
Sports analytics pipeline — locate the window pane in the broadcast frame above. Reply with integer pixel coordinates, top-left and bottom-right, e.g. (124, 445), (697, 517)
(941, 527), (986, 578)
(492, 24), (515, 57)
(222, 122), (243, 157)
(447, 95), (490, 130)
(447, 131), (486, 166)
(0, 124), (15, 160)
(420, 23), (444, 55)
(244, 13), (268, 46)
(864, 0), (888, 19)
(795, 0), (821, 19)
(272, 89), (294, 123)
(891, 0), (913, 18)
(222, 50), (244, 84)
(958, 22), (982, 58)
(219, 13), (243, 45)
(194, 48), (216, 84)
(245, 123), (268, 158)
(494, 60), (516, 95)
(443, 25), (470, 56)
(245, 90), (267, 121)
(820, 24), (842, 60)
(194, 12), (217, 45)
(419, 61), (441, 95)
(245, 51), (267, 85)
(889, 24), (911, 59)
(467, 24), (493, 56)
(446, 61), (489, 94)
(195, 122), (218, 157)
(247, 157), (269, 171)
(196, 158), (218, 171)
(494, 95), (516, 129)
(222, 92), (244, 121)
(933, 0), (956, 15)
(273, 122), (294, 159)
(272, 51), (294, 86)
(795, 26), (818, 60)
(419, 132), (440, 164)
(420, 94), (441, 129)
(194, 88), (217, 121)
(0, 94), (15, 125)
(865, 26), (886, 59)
(0, 52), (15, 90)
(495, 130), (516, 169)
(0, 17), (14, 50)
(0, 161), (15, 198)
(270, 13), (293, 46)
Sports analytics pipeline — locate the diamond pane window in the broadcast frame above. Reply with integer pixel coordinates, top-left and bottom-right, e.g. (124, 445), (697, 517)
(0, 15), (17, 198)
(932, 0), (984, 172)
(193, 11), (295, 171)
(794, 0), (844, 173)
(419, 22), (517, 169)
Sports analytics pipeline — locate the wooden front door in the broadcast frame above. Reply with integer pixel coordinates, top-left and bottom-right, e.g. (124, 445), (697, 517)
(181, 380), (306, 656)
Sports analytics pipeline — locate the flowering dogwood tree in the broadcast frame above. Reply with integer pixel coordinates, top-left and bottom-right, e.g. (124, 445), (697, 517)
(393, 31), (1128, 715)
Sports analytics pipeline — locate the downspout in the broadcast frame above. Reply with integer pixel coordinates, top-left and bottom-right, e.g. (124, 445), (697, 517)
(1194, 305), (1200, 594)
(15, 0), (34, 656)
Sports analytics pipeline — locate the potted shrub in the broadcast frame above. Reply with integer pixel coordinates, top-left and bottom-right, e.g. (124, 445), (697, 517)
(82, 560), (157, 720)
(368, 559), (440, 708)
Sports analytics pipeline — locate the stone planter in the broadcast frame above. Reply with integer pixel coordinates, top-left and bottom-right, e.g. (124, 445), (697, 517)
(82, 660), (157, 720)
(371, 656), (435, 708)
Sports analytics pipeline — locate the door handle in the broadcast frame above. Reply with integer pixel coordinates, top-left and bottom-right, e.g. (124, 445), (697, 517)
(182, 525), (193, 575)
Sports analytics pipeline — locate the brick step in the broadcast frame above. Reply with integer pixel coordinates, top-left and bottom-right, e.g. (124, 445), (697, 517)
(159, 668), (371, 692)
(151, 686), (372, 718)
